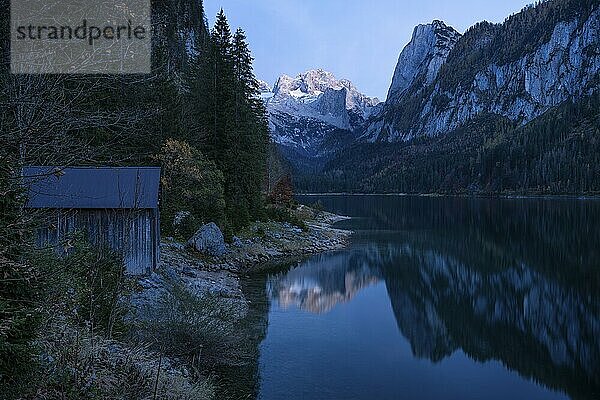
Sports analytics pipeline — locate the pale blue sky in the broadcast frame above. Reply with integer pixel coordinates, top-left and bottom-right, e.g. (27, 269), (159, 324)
(206, 0), (534, 99)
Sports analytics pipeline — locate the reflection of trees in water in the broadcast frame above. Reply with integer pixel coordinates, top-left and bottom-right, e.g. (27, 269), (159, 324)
(260, 196), (600, 399)
(322, 196), (600, 287)
(216, 274), (270, 400)
(269, 207), (599, 398)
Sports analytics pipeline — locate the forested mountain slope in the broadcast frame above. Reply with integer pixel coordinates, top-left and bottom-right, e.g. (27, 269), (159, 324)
(301, 92), (600, 194)
(296, 0), (600, 194)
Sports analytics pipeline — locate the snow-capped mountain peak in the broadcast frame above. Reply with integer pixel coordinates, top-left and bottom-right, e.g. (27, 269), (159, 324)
(257, 79), (273, 93)
(265, 69), (381, 130)
(261, 69), (382, 156)
(273, 69), (341, 97)
(257, 79), (274, 101)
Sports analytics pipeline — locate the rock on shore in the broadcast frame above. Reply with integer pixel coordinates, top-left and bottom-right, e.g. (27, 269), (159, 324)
(187, 222), (227, 257)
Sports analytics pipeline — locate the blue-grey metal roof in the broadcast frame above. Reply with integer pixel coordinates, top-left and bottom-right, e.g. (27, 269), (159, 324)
(23, 166), (160, 209)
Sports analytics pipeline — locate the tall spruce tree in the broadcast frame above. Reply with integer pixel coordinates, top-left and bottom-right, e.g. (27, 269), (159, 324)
(208, 9), (236, 167)
(232, 28), (269, 220)
(186, 11), (270, 230)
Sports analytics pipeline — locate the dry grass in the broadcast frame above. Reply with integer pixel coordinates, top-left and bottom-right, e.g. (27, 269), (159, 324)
(131, 276), (253, 373)
(32, 320), (215, 400)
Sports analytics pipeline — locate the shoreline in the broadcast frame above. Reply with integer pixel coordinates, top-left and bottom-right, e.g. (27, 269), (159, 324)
(133, 205), (353, 315)
(298, 192), (600, 200)
(127, 205), (354, 398)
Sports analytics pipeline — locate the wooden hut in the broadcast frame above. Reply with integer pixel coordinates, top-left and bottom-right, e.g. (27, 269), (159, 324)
(23, 166), (161, 275)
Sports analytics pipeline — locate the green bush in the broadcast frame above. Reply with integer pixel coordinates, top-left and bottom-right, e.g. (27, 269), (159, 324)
(157, 139), (226, 240)
(266, 206), (308, 231)
(35, 236), (129, 338)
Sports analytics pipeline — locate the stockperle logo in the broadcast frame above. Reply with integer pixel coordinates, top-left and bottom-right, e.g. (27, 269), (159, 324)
(11, 0), (151, 74)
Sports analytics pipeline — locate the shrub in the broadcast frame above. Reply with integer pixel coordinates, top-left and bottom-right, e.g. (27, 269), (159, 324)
(310, 200), (324, 212)
(2, 237), (136, 398)
(0, 256), (40, 398)
(268, 175), (294, 206)
(34, 236), (130, 339)
(0, 167), (40, 396)
(132, 276), (252, 374)
(266, 205), (308, 231)
(17, 240), (216, 399)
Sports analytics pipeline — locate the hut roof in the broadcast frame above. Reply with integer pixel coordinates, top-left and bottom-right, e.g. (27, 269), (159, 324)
(23, 166), (160, 209)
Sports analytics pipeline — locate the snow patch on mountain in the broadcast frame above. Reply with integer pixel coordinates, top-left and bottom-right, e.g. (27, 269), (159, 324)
(262, 69), (381, 153)
(257, 79), (272, 93)
(266, 69), (381, 131)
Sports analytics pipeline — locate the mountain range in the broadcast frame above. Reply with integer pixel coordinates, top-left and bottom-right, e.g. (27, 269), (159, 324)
(263, 0), (600, 194)
(260, 69), (381, 172)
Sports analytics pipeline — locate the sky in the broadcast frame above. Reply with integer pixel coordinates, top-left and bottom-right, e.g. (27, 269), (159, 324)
(206, 0), (535, 100)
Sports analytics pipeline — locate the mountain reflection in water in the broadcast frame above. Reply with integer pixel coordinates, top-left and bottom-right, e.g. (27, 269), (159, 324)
(267, 249), (382, 313)
(260, 196), (600, 400)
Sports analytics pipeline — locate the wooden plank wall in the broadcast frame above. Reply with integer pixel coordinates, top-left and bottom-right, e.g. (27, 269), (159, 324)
(35, 209), (158, 275)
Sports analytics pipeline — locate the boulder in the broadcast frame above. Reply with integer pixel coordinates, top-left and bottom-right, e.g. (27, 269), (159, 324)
(187, 222), (227, 257)
(232, 236), (243, 248)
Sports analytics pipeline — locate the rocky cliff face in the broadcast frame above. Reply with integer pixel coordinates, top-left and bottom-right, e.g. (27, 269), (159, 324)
(387, 20), (461, 101)
(267, 1), (600, 194)
(365, 6), (600, 142)
(261, 69), (381, 157)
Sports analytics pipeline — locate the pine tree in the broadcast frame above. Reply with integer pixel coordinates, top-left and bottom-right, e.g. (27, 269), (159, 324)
(230, 28), (269, 222)
(188, 13), (270, 230)
(208, 9), (236, 168)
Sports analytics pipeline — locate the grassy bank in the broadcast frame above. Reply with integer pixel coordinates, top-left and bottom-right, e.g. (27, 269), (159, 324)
(2, 205), (351, 399)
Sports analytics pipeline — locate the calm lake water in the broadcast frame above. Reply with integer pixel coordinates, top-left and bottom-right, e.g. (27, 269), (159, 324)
(254, 195), (600, 400)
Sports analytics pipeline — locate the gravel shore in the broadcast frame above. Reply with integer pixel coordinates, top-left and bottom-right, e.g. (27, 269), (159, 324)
(132, 206), (353, 313)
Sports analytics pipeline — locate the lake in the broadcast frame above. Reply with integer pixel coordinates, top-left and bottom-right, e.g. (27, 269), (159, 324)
(252, 195), (600, 400)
